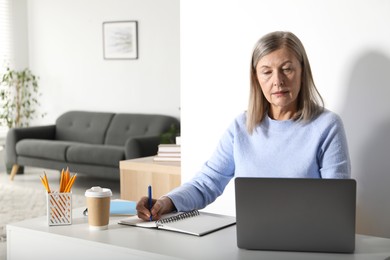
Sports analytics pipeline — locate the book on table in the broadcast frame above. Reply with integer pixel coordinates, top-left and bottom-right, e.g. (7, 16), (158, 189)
(157, 144), (181, 153)
(157, 152), (181, 157)
(153, 156), (181, 162)
(154, 144), (181, 162)
(110, 199), (137, 215)
(118, 210), (236, 236)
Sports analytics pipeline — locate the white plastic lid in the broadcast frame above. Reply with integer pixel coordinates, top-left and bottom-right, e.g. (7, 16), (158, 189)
(85, 186), (112, 198)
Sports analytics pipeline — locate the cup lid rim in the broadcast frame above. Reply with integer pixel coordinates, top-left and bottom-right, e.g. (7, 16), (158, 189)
(85, 186), (112, 197)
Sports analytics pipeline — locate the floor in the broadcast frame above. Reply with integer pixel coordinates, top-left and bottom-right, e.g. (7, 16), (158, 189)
(0, 156), (121, 199)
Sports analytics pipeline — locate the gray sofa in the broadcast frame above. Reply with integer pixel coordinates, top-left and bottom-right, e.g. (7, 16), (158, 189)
(6, 111), (180, 180)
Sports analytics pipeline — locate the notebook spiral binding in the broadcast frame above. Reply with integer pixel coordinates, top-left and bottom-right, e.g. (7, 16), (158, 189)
(156, 210), (200, 226)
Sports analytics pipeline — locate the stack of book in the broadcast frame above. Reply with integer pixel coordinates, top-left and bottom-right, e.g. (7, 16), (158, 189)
(154, 144), (181, 162)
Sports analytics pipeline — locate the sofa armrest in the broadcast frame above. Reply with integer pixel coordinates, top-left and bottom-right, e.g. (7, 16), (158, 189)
(125, 136), (161, 159)
(5, 125), (56, 165)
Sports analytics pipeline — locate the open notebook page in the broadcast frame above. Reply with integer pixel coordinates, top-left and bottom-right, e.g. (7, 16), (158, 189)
(119, 211), (236, 236)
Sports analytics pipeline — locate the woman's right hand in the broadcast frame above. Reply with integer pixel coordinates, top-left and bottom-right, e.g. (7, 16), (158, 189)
(136, 196), (175, 221)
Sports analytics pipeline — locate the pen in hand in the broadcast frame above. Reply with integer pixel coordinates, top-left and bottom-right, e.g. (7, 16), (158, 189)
(148, 185), (153, 221)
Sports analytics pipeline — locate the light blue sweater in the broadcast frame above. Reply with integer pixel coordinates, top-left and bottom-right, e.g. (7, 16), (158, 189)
(167, 110), (351, 212)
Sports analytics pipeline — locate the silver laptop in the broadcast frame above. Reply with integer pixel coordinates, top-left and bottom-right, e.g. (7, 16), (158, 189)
(235, 177), (356, 253)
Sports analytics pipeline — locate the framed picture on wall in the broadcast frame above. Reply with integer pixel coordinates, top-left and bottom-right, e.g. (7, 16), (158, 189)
(103, 21), (138, 60)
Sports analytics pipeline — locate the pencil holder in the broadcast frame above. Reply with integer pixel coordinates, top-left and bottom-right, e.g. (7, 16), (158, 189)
(46, 192), (72, 226)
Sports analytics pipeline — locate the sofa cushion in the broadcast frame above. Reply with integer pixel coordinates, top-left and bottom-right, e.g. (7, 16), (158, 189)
(104, 113), (178, 146)
(15, 139), (73, 161)
(66, 144), (125, 167)
(55, 111), (114, 144)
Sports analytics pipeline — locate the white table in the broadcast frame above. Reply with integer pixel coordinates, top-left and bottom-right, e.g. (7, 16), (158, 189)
(7, 208), (390, 260)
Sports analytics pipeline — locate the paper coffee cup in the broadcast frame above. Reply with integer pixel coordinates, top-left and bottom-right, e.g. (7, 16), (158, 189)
(85, 186), (112, 230)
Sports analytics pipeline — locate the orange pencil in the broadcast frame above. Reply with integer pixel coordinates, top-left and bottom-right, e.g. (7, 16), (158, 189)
(61, 168), (67, 192)
(65, 168), (70, 186)
(59, 169), (64, 192)
(40, 175), (50, 193)
(68, 174), (77, 192)
(43, 173), (51, 193)
(64, 174), (77, 193)
(40, 176), (49, 192)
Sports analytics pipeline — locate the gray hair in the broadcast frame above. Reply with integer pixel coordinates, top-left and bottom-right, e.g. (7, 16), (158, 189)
(247, 31), (324, 134)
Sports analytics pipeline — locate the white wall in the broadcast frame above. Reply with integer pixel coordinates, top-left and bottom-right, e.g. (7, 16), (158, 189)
(27, 0), (180, 123)
(18, 0), (390, 239)
(9, 0), (29, 70)
(181, 0), (390, 238)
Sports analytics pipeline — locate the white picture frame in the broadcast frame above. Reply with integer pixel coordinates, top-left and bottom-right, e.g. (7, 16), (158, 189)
(103, 21), (138, 60)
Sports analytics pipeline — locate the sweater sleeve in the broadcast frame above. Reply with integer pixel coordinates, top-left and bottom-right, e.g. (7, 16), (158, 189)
(167, 120), (236, 212)
(318, 114), (351, 179)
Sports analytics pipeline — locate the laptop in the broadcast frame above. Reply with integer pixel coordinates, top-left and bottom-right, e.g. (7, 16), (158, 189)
(235, 177), (356, 253)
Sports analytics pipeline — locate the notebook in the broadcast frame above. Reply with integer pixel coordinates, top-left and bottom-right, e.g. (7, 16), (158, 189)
(235, 177), (356, 253)
(119, 210), (236, 236)
(83, 200), (137, 217)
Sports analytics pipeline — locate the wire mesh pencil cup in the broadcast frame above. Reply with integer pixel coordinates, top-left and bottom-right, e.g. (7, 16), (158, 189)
(47, 192), (72, 226)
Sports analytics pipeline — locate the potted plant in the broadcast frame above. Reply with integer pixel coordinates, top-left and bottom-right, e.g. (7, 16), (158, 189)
(160, 123), (180, 144)
(0, 67), (45, 173)
(0, 67), (44, 128)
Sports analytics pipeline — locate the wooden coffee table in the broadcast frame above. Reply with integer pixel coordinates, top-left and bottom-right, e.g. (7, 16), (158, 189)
(119, 156), (181, 201)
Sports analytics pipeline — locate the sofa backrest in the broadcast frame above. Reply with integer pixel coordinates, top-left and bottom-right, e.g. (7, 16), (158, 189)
(104, 113), (179, 146)
(56, 111), (114, 144)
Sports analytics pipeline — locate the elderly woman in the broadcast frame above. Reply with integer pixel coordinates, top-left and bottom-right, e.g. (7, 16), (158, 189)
(137, 31), (351, 221)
